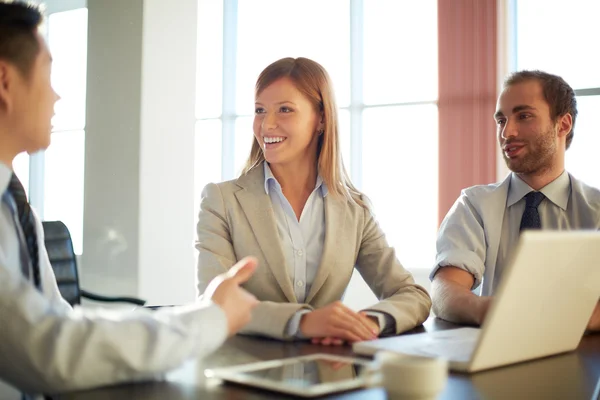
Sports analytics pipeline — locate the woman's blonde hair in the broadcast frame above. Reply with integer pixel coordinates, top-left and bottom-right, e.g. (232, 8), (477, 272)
(242, 57), (368, 209)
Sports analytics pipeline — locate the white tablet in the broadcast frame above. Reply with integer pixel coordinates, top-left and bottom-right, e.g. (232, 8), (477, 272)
(205, 353), (377, 397)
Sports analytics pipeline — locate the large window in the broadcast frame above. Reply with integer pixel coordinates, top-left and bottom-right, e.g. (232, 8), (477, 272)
(35, 8), (88, 254)
(17, 6), (88, 254)
(195, 0), (439, 278)
(515, 0), (600, 189)
(45, 8), (88, 254)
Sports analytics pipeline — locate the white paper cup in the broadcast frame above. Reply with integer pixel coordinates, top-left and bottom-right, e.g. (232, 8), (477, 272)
(376, 351), (448, 399)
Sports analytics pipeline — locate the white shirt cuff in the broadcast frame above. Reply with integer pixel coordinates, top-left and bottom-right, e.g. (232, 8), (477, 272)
(285, 309), (312, 338)
(363, 311), (386, 332)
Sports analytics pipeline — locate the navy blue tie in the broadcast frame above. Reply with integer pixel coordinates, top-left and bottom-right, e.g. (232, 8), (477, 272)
(7, 173), (41, 290)
(520, 191), (545, 232)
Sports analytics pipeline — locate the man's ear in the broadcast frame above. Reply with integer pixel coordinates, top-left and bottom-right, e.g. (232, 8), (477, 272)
(0, 61), (15, 112)
(556, 113), (573, 139)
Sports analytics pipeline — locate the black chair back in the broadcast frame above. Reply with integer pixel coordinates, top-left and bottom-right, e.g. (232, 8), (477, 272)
(42, 220), (81, 306)
(42, 220), (146, 307)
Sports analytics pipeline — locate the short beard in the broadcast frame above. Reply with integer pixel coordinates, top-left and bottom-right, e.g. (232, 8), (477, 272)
(503, 127), (557, 175)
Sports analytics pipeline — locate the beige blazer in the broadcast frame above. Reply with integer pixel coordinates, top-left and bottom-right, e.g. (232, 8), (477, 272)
(196, 165), (431, 339)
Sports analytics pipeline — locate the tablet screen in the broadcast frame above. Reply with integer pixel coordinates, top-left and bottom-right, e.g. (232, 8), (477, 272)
(236, 358), (368, 388)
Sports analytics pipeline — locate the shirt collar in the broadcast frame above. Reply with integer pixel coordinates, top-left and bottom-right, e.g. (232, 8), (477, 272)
(0, 162), (12, 197)
(263, 162), (328, 197)
(507, 170), (570, 210)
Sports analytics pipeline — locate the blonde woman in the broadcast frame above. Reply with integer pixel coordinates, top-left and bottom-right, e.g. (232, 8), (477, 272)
(196, 57), (431, 343)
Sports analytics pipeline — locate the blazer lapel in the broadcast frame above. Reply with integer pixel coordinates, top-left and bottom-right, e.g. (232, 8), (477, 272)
(305, 194), (348, 303)
(235, 167), (297, 302)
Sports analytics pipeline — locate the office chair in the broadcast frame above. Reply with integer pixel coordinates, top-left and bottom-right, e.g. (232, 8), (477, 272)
(41, 220), (146, 307)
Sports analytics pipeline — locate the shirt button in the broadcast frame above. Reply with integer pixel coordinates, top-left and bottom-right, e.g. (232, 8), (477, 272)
(297, 281), (304, 287)
(296, 250), (304, 257)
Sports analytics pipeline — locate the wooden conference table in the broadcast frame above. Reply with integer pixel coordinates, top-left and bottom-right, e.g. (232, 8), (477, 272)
(57, 318), (600, 399)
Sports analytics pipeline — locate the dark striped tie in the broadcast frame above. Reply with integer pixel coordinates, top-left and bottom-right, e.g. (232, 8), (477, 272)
(519, 191), (545, 232)
(7, 173), (41, 290)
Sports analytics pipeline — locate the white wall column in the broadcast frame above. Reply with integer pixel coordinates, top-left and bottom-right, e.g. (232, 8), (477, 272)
(82, 0), (144, 298)
(82, 0), (197, 305)
(138, 0), (198, 304)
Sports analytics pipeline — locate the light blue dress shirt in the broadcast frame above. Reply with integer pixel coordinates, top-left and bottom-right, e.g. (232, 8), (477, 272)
(264, 162), (327, 303)
(0, 165), (33, 285)
(433, 170), (600, 295)
(263, 163), (388, 337)
(494, 170), (571, 289)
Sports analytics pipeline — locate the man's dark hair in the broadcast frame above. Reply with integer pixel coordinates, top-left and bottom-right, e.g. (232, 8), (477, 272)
(0, 1), (44, 78)
(504, 70), (578, 149)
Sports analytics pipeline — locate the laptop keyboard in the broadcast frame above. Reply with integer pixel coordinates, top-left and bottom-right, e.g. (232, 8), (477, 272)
(399, 341), (476, 363)
(354, 327), (481, 364)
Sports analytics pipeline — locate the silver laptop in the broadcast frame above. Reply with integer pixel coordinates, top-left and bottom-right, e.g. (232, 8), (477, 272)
(354, 231), (600, 373)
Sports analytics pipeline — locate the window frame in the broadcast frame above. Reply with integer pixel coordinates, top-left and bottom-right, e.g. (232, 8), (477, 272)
(510, 0), (600, 186)
(26, 0), (88, 255)
(195, 0), (439, 277)
(197, 0), (439, 188)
